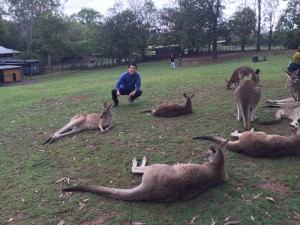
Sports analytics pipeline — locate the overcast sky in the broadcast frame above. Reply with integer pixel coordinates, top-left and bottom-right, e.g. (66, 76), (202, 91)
(62, 0), (171, 16)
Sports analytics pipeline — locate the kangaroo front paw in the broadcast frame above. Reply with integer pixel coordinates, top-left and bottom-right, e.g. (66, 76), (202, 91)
(132, 157), (137, 167)
(251, 116), (258, 121)
(231, 130), (240, 137)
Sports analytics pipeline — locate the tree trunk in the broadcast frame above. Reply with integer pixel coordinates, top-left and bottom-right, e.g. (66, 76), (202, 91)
(256, 0), (261, 51)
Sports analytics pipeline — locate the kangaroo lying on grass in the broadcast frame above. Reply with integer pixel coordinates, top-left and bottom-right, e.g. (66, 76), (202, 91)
(259, 101), (300, 127)
(285, 69), (300, 102)
(62, 142), (228, 202)
(193, 119), (300, 158)
(225, 66), (260, 90)
(43, 102), (114, 144)
(140, 93), (194, 117)
(234, 72), (260, 130)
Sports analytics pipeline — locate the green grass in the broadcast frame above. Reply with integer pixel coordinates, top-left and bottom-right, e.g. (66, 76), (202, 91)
(1, 51), (299, 225)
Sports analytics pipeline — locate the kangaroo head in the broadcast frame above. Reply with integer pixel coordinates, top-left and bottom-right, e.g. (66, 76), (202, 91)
(294, 119), (300, 135)
(100, 102), (113, 119)
(203, 147), (216, 163)
(285, 70), (299, 85)
(183, 92), (194, 98)
(225, 79), (233, 90)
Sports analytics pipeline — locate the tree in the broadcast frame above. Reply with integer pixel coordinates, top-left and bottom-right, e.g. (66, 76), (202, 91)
(264, 0), (280, 50)
(276, 0), (300, 48)
(256, 0), (262, 51)
(35, 13), (68, 67)
(5, 0), (61, 54)
(127, 0), (158, 59)
(228, 7), (256, 51)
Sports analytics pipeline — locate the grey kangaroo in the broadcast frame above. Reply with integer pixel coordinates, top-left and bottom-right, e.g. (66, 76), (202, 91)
(259, 101), (300, 127)
(285, 69), (300, 102)
(140, 93), (194, 117)
(234, 72), (260, 130)
(193, 120), (300, 158)
(225, 66), (260, 90)
(62, 142), (228, 202)
(43, 102), (114, 144)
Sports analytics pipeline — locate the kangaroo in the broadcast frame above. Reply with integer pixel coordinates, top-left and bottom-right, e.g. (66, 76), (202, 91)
(192, 120), (300, 158)
(259, 101), (300, 127)
(225, 66), (260, 90)
(43, 102), (114, 144)
(62, 141), (229, 202)
(234, 72), (260, 130)
(140, 93), (194, 117)
(285, 69), (300, 102)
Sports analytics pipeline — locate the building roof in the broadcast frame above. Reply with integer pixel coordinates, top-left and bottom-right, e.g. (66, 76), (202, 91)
(0, 65), (22, 70)
(0, 46), (20, 55)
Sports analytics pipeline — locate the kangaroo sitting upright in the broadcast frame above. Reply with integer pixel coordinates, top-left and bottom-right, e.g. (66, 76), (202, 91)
(193, 119), (300, 158)
(140, 93), (194, 117)
(259, 101), (300, 127)
(225, 66), (260, 90)
(43, 102), (114, 144)
(234, 72), (260, 130)
(62, 141), (228, 202)
(285, 69), (300, 102)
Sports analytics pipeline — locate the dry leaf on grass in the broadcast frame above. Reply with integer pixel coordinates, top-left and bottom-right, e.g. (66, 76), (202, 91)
(79, 201), (86, 210)
(293, 211), (300, 221)
(265, 197), (276, 204)
(57, 220), (65, 225)
(55, 177), (70, 185)
(252, 193), (263, 201)
(224, 216), (231, 222)
(211, 218), (216, 225)
(131, 222), (145, 225)
(189, 215), (198, 224)
(8, 218), (13, 223)
(224, 221), (241, 225)
(251, 215), (255, 221)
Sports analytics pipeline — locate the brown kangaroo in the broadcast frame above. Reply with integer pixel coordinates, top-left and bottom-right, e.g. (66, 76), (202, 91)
(140, 93), (194, 117)
(225, 66), (260, 90)
(43, 102), (114, 144)
(234, 72), (260, 130)
(62, 142), (229, 202)
(259, 101), (300, 127)
(285, 70), (300, 102)
(193, 120), (300, 158)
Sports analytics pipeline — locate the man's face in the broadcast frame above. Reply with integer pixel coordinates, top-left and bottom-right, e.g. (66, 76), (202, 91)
(129, 65), (137, 75)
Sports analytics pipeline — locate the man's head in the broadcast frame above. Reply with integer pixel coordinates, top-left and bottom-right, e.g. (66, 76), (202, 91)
(128, 63), (137, 75)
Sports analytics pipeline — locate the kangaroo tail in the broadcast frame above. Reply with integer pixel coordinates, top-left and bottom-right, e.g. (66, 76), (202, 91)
(192, 135), (227, 144)
(63, 185), (145, 201)
(259, 119), (281, 125)
(43, 136), (54, 145)
(262, 104), (280, 108)
(140, 110), (153, 114)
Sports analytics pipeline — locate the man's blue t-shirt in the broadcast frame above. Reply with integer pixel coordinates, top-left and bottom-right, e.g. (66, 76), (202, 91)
(116, 71), (141, 91)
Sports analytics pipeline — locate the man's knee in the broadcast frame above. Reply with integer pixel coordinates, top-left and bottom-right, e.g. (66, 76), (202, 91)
(136, 90), (142, 96)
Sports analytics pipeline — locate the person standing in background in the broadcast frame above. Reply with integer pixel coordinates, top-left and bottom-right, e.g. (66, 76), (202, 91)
(178, 53), (182, 68)
(169, 54), (176, 70)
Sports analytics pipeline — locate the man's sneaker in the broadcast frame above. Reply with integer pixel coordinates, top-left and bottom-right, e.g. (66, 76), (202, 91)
(128, 97), (134, 104)
(113, 103), (119, 107)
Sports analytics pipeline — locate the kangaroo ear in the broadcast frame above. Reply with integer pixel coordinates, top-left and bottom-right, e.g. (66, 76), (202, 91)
(218, 140), (229, 151)
(108, 103), (113, 108)
(103, 102), (108, 108)
(183, 93), (187, 98)
(209, 147), (216, 153)
(284, 70), (293, 76)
